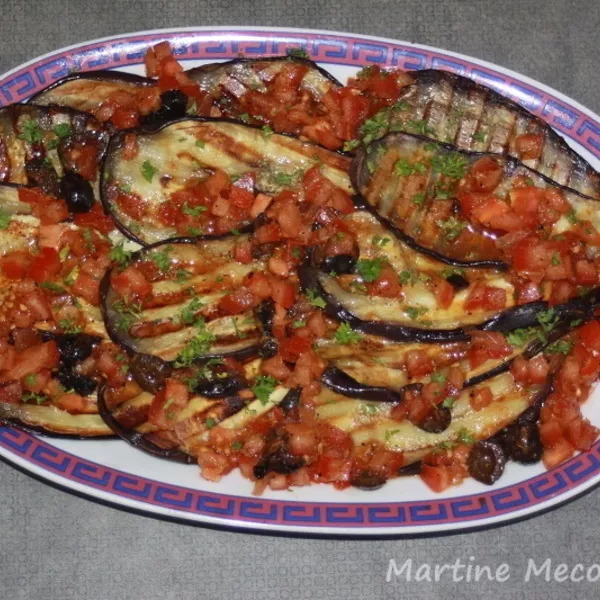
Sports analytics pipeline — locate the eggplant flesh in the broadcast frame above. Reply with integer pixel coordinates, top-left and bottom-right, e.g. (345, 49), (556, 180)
(186, 56), (341, 121)
(352, 132), (600, 268)
(101, 117), (351, 245)
(100, 237), (268, 365)
(28, 71), (156, 115)
(0, 104), (109, 190)
(366, 69), (600, 200)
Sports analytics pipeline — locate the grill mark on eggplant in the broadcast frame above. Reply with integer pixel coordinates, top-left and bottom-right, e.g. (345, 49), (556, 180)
(97, 385), (195, 463)
(353, 131), (600, 271)
(382, 69), (600, 199)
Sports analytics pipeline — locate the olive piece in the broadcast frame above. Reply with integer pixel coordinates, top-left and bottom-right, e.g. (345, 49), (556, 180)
(140, 90), (187, 127)
(25, 158), (59, 195)
(55, 334), (100, 367)
(129, 353), (172, 393)
(504, 422), (543, 464)
(259, 338), (278, 359)
(446, 273), (470, 290)
(59, 172), (95, 213)
(281, 387), (301, 417)
(467, 440), (507, 485)
(253, 444), (305, 479)
(351, 470), (387, 490)
(418, 405), (451, 433)
(255, 299), (275, 336)
(56, 369), (97, 396)
(397, 461), (423, 477)
(319, 253), (357, 275)
(189, 372), (245, 398)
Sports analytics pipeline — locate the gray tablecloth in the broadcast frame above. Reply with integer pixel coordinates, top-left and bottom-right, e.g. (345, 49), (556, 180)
(1, 2), (599, 599)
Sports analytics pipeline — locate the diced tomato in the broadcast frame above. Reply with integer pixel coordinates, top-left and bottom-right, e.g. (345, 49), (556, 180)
(28, 247), (60, 283)
(122, 132), (139, 159)
(467, 157), (504, 193)
(270, 279), (295, 309)
(233, 239), (253, 264)
(542, 439), (574, 469)
(464, 283), (507, 311)
(73, 204), (114, 234)
(148, 379), (189, 429)
(469, 386), (493, 411)
(404, 350), (434, 378)
(111, 107), (139, 129)
(467, 331), (512, 369)
(431, 276), (454, 309)
(510, 186), (545, 215)
(245, 272), (272, 300)
(218, 287), (256, 315)
(579, 320), (600, 352)
(511, 236), (550, 279)
(0, 252), (31, 279)
(111, 266), (152, 300)
(539, 420), (563, 448)
(367, 265), (402, 298)
(9, 341), (60, 380)
(527, 355), (550, 383)
(420, 464), (451, 493)
(54, 393), (87, 413)
(72, 272), (101, 305)
(575, 260), (598, 285)
(280, 335), (312, 362)
(515, 133), (543, 160)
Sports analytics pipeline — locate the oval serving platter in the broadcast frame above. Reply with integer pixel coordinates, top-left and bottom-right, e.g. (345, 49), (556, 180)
(0, 27), (599, 535)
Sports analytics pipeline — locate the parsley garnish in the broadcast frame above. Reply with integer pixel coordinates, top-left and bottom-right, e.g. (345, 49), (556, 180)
(442, 397), (455, 408)
(356, 258), (383, 282)
(204, 417), (217, 429)
(175, 269), (192, 284)
(0, 208), (11, 230)
(195, 140), (205, 148)
(292, 320), (306, 329)
(58, 318), (83, 334)
(109, 241), (133, 267)
(436, 216), (466, 241)
(112, 300), (142, 332)
(473, 131), (487, 143)
(457, 428), (476, 444)
(286, 47), (308, 59)
(18, 119), (43, 144)
(40, 281), (66, 293)
(551, 253), (561, 266)
(173, 320), (216, 368)
(505, 327), (536, 347)
(404, 305), (428, 320)
(566, 209), (578, 224)
(371, 235), (390, 247)
(231, 440), (244, 451)
(182, 203), (208, 216)
(546, 340), (573, 355)
(22, 392), (46, 405)
(251, 375), (278, 405)
(412, 192), (426, 206)
(405, 119), (433, 136)
(306, 288), (327, 309)
(261, 125), (273, 137)
(334, 322), (362, 345)
(150, 245), (173, 273)
(178, 297), (204, 325)
(359, 111), (390, 145)
(431, 151), (469, 179)
(430, 372), (446, 383)
(53, 123), (71, 138)
(343, 139), (360, 152)
(141, 160), (158, 183)
(24, 374), (37, 387)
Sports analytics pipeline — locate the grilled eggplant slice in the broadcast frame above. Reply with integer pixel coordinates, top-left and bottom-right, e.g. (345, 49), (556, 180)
(0, 104), (109, 195)
(317, 369), (551, 467)
(100, 237), (269, 365)
(186, 56), (341, 126)
(363, 69), (600, 199)
(28, 71), (156, 114)
(101, 118), (351, 245)
(353, 132), (600, 268)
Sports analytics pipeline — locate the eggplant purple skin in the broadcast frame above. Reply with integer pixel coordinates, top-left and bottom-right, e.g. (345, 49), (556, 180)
(396, 69), (600, 200)
(96, 385), (196, 463)
(27, 70), (155, 104)
(185, 54), (343, 91)
(300, 262), (600, 344)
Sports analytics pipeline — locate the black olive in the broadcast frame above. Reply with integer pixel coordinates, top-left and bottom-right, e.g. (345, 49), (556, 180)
(129, 353), (172, 393)
(319, 254), (357, 275)
(503, 422), (543, 464)
(25, 158), (59, 195)
(59, 172), (95, 213)
(189, 372), (245, 398)
(140, 90), (187, 128)
(56, 334), (100, 368)
(397, 461), (423, 477)
(281, 387), (301, 417)
(467, 440), (507, 485)
(259, 338), (279, 359)
(255, 299), (275, 336)
(418, 405), (451, 433)
(251, 242), (277, 260)
(254, 444), (304, 479)
(446, 273), (470, 290)
(56, 369), (97, 396)
(351, 470), (387, 490)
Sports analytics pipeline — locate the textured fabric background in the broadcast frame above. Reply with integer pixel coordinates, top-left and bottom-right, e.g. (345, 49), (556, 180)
(1, 2), (599, 599)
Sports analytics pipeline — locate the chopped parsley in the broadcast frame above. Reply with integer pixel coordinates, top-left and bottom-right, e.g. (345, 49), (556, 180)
(109, 241), (133, 267)
(546, 340), (573, 355)
(63, 265), (79, 287)
(261, 125), (273, 137)
(251, 375), (278, 405)
(0, 208), (11, 230)
(273, 171), (295, 186)
(231, 317), (247, 339)
(431, 151), (469, 179)
(334, 322), (362, 345)
(371, 234), (390, 247)
(82, 228), (96, 252)
(58, 318), (83, 334)
(457, 428), (476, 444)
(404, 119), (433, 136)
(441, 267), (465, 280)
(18, 119), (43, 144)
(473, 131), (487, 143)
(566, 209), (578, 224)
(404, 305), (429, 320)
(194, 139), (205, 148)
(411, 192), (426, 206)
(150, 245), (173, 273)
(59, 245), (71, 262)
(238, 113), (251, 123)
(24, 374), (37, 387)
(182, 203), (208, 216)
(286, 47), (308, 59)
(112, 300), (142, 333)
(178, 297), (204, 325)
(292, 320), (306, 329)
(231, 440), (244, 451)
(22, 392), (46, 405)
(306, 288), (326, 309)
(442, 396), (455, 409)
(343, 139), (360, 152)
(505, 327), (536, 347)
(537, 308), (559, 335)
(40, 281), (66, 293)
(356, 258), (383, 282)
(551, 252), (561, 266)
(140, 160), (158, 183)
(173, 320), (216, 368)
(430, 372), (447, 383)
(53, 123), (71, 138)
(359, 110), (390, 145)
(175, 269), (192, 284)
(204, 417), (217, 429)
(436, 216), (466, 241)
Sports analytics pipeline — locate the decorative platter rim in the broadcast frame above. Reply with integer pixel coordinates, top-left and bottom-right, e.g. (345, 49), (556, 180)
(0, 26), (599, 535)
